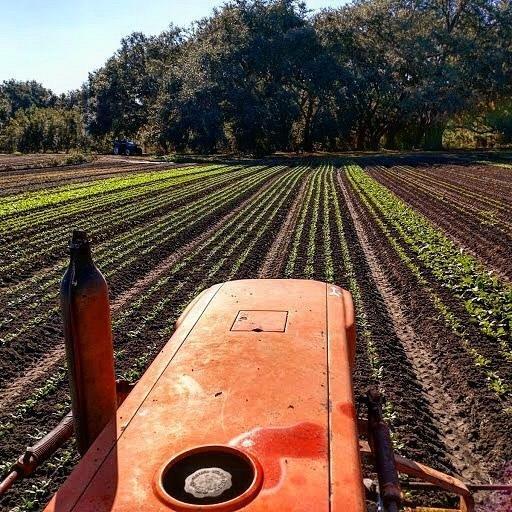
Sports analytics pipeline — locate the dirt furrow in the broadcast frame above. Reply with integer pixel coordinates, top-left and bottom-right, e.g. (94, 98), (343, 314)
(338, 171), (488, 482)
(396, 164), (512, 198)
(258, 177), (310, 278)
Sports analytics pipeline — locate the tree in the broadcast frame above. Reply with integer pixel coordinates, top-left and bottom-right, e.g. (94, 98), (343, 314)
(2, 0), (512, 154)
(0, 107), (85, 153)
(0, 80), (56, 129)
(84, 28), (183, 139)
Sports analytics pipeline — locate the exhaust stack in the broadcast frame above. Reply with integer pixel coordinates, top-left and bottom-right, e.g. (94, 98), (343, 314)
(61, 230), (117, 455)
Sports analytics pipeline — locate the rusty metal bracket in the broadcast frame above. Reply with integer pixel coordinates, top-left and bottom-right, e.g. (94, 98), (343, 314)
(360, 438), (475, 512)
(356, 387), (512, 512)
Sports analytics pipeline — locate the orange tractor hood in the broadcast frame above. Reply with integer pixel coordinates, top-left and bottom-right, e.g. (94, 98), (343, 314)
(44, 279), (366, 511)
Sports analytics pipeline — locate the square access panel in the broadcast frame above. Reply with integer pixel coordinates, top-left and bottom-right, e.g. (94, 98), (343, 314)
(230, 310), (288, 332)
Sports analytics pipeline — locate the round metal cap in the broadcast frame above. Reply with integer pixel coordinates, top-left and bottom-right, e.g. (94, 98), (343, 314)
(154, 445), (263, 511)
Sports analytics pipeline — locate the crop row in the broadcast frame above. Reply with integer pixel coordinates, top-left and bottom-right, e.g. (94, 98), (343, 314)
(322, 167), (334, 283)
(473, 159), (512, 172)
(346, 164), (512, 400)
(366, 164), (512, 283)
(374, 166), (512, 233)
(282, 165), (402, 445)
(285, 168), (326, 277)
(0, 161), (173, 196)
(0, 165), (252, 277)
(0, 166), (281, 347)
(0, 164), (217, 217)
(379, 165), (510, 216)
(0, 165), (228, 235)
(393, 165), (512, 205)
(0, 166), (284, 358)
(8, 165), (277, 307)
(371, 166), (511, 233)
(2, 164), (275, 306)
(304, 167), (327, 279)
(284, 170), (318, 276)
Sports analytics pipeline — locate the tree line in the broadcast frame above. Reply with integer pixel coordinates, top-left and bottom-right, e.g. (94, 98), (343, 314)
(1, 0), (511, 155)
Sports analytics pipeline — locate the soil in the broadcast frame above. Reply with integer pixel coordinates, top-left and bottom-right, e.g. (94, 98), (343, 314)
(338, 168), (512, 504)
(258, 176), (310, 278)
(0, 157), (511, 511)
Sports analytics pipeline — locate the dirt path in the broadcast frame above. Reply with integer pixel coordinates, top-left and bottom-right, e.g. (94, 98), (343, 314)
(110, 158), (164, 165)
(258, 177), (309, 278)
(337, 172), (488, 482)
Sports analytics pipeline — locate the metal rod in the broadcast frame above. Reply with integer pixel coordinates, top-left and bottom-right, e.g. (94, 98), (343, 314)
(0, 412), (73, 498)
(402, 481), (512, 492)
(0, 379), (134, 498)
(366, 388), (402, 512)
(0, 471), (20, 496)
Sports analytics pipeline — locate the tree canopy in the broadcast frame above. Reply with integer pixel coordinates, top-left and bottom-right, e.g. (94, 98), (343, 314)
(1, 0), (511, 154)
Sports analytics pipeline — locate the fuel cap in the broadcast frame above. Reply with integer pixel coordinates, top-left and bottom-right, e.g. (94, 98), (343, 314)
(155, 445), (263, 511)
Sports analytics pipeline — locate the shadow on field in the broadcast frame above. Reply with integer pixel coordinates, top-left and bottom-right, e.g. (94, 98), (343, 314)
(161, 149), (512, 169)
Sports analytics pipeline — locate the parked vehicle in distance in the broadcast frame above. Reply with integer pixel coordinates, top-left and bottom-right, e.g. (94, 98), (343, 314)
(113, 139), (142, 156)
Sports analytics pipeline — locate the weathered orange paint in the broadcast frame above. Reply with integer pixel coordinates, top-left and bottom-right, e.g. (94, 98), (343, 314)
(44, 279), (366, 512)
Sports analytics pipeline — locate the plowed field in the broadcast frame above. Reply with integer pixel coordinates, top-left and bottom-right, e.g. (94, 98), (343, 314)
(0, 157), (511, 511)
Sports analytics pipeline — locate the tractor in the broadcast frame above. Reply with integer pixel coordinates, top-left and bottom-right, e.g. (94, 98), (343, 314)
(0, 231), (510, 511)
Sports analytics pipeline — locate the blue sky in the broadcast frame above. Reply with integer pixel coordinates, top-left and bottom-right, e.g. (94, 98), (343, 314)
(0, 0), (346, 94)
